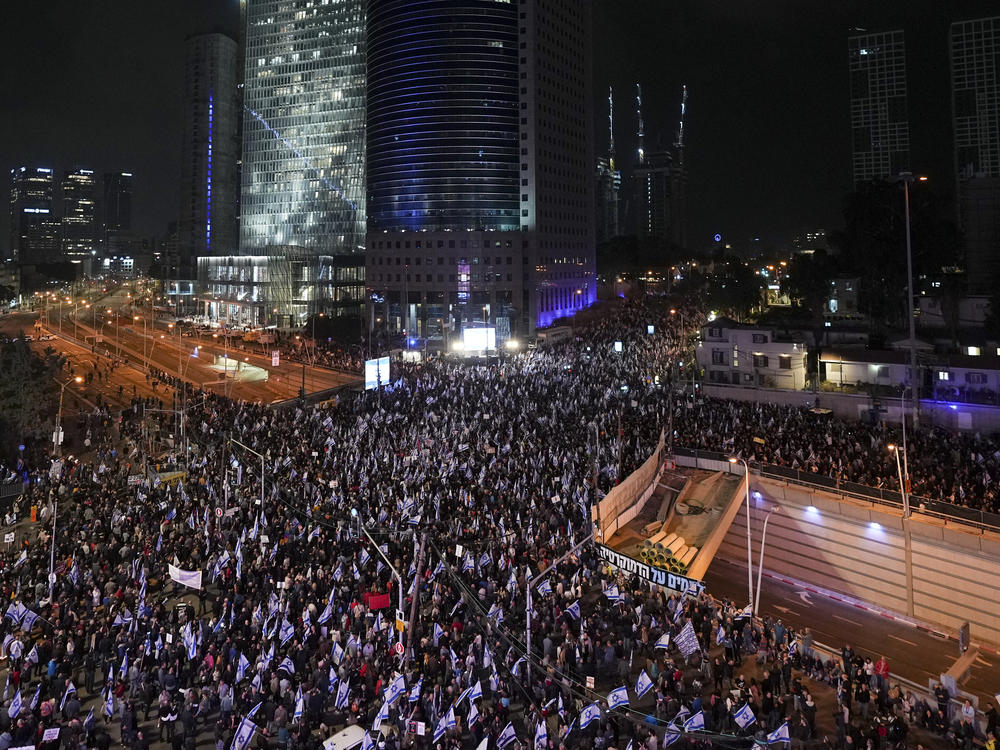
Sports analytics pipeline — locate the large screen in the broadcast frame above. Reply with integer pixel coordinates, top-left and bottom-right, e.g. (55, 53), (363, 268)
(364, 356), (390, 390)
(463, 327), (496, 351)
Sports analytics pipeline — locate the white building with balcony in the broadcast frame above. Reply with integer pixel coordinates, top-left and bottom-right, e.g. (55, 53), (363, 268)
(697, 318), (808, 390)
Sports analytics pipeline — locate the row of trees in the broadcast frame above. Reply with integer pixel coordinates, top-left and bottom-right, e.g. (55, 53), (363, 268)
(0, 338), (65, 465)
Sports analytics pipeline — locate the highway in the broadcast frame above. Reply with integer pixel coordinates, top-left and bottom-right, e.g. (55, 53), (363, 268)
(704, 556), (997, 709)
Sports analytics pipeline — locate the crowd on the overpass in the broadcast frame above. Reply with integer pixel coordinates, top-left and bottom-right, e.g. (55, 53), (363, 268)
(0, 297), (995, 750)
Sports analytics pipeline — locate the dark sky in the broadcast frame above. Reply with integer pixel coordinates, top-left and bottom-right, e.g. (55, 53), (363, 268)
(2, 1), (997, 254)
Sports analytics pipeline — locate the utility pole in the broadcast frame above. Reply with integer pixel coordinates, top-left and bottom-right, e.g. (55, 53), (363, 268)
(405, 531), (428, 667)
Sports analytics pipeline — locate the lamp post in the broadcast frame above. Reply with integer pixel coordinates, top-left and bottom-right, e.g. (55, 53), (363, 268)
(887, 444), (910, 518)
(53, 376), (84, 456)
(360, 524), (405, 646)
(728, 456), (755, 612)
(894, 172), (927, 427)
(889, 442), (915, 616)
(754, 506), (780, 614)
(134, 315), (147, 368)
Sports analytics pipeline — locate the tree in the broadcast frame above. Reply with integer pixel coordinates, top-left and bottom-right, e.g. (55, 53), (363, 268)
(0, 337), (65, 462)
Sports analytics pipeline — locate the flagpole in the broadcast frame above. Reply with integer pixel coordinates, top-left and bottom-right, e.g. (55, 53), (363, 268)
(48, 498), (58, 603)
(361, 524), (404, 646)
(525, 531), (593, 682)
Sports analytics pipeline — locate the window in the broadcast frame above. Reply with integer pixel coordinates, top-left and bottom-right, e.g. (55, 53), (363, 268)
(707, 327), (722, 339)
(937, 371), (951, 381)
(752, 354), (768, 368)
(711, 350), (726, 365)
(752, 333), (768, 344)
(779, 355), (791, 370)
(967, 346), (981, 356)
(744, 373), (755, 383)
(966, 372), (987, 385)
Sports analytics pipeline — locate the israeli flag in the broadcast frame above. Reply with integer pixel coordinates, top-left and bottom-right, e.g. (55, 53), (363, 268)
(534, 718), (547, 748)
(83, 706), (95, 731)
(607, 686), (629, 711)
(665, 726), (681, 746)
(497, 721), (517, 749)
(373, 699), (390, 733)
(789, 638), (798, 656)
(716, 625), (726, 645)
(103, 688), (114, 718)
(468, 701), (480, 725)
(7, 689), (21, 718)
(462, 553), (474, 573)
(20, 609), (38, 632)
(279, 657), (295, 674)
(566, 600), (581, 619)
(119, 653), (128, 678)
(734, 703), (756, 729)
(4, 601), (26, 623)
(635, 669), (654, 698)
(767, 722), (790, 743)
(362, 733), (374, 750)
(579, 702), (601, 729)
(293, 686), (304, 721)
(279, 618), (295, 645)
(479, 551), (491, 569)
(165, 507), (176, 521)
(332, 641), (344, 664)
(318, 598), (335, 625)
(683, 711), (705, 732)
(384, 674), (406, 705)
(468, 679), (483, 702)
(26, 645), (38, 664)
(605, 585), (623, 602)
(434, 623), (445, 645)
(536, 578), (552, 596)
(230, 716), (257, 750)
(654, 632), (670, 649)
(408, 678), (422, 703)
(511, 657), (526, 677)
(246, 701), (263, 720)
(360, 548), (370, 568)
(335, 681), (350, 709)
(236, 652), (250, 683)
(59, 681), (76, 711)
(29, 684), (40, 710)
(434, 705), (455, 742)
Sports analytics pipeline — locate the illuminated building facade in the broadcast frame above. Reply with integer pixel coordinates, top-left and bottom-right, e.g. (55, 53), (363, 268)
(9, 167), (60, 264)
(365, 0), (595, 340)
(61, 168), (98, 266)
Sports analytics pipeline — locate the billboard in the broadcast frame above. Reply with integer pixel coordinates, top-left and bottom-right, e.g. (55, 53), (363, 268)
(463, 326), (496, 351)
(365, 356), (390, 390)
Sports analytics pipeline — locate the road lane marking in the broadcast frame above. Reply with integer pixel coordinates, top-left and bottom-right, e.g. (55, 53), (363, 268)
(833, 615), (863, 626)
(888, 634), (918, 647)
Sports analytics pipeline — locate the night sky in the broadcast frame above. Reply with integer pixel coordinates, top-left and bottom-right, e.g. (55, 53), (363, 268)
(2, 1), (997, 255)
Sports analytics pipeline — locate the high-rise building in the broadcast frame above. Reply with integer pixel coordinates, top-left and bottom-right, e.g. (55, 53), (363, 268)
(635, 150), (673, 241)
(595, 88), (621, 243)
(848, 30), (910, 185)
(178, 32), (240, 278)
(951, 17), (1000, 291)
(239, 0), (366, 256)
(61, 168), (98, 266)
(365, 0), (595, 339)
(103, 172), (133, 236)
(9, 167), (60, 264)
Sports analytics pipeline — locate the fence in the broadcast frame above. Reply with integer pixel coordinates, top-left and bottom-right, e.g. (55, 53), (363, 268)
(670, 447), (1000, 536)
(594, 430), (666, 541)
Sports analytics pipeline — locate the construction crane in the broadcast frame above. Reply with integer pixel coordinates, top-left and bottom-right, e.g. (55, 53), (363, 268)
(674, 84), (688, 170)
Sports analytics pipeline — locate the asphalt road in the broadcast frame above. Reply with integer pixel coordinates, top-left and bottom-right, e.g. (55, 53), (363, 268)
(704, 556), (997, 709)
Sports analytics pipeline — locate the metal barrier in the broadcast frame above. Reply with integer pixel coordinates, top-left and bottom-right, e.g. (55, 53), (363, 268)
(671, 447), (1000, 535)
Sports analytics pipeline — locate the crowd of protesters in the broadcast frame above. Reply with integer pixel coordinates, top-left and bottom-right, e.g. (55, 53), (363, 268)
(0, 297), (994, 750)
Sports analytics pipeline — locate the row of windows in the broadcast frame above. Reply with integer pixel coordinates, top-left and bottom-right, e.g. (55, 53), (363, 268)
(371, 272), (516, 284)
(372, 255), (515, 266)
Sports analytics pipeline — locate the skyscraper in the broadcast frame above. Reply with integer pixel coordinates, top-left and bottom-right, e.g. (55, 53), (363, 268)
(634, 149), (673, 241)
(365, 0), (595, 339)
(178, 32), (239, 277)
(848, 30), (910, 185)
(951, 17), (1000, 291)
(595, 88), (621, 243)
(61, 168), (98, 265)
(239, 0), (366, 255)
(9, 167), (59, 264)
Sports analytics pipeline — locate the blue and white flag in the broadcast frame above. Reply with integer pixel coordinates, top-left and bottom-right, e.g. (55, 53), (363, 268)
(565, 600), (581, 620)
(246, 701), (263, 720)
(29, 683), (40, 710)
(362, 733), (374, 750)
(279, 657), (295, 674)
(236, 652), (250, 683)
(654, 632), (670, 649)
(83, 706), (95, 731)
(4, 601), (26, 623)
(7, 689), (21, 718)
(788, 638), (798, 656)
(165, 506), (176, 521)
(19, 609), (38, 632)
(26, 644), (38, 664)
(675, 621), (700, 658)
(384, 674), (406, 705)
(478, 551), (491, 569)
(103, 688), (114, 717)
(607, 686), (629, 711)
(534, 718), (547, 748)
(767, 722), (790, 743)
(579, 702), (601, 729)
(433, 623), (445, 645)
(59, 681), (76, 711)
(293, 686), (304, 721)
(318, 594), (335, 625)
(335, 680), (350, 709)
(230, 716), (257, 750)
(468, 679), (482, 702)
(408, 678), (422, 703)
(665, 726), (681, 746)
(279, 618), (295, 645)
(360, 548), (370, 568)
(468, 701), (480, 725)
(635, 669), (654, 698)
(536, 578), (552, 596)
(683, 711), (705, 732)
(605, 584), (623, 602)
(433, 705), (455, 742)
(734, 703), (755, 729)
(716, 625), (726, 645)
(119, 653), (128, 678)
(332, 641), (344, 664)
(462, 553), (474, 573)
(497, 721), (517, 749)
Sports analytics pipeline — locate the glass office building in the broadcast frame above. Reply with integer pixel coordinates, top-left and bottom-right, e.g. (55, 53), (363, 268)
(239, 0), (366, 256)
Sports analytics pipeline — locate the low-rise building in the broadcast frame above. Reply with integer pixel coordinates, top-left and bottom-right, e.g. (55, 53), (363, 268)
(697, 318), (808, 390)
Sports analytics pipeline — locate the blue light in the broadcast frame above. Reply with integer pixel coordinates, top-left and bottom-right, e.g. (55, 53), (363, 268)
(207, 91), (213, 252)
(714, 233), (722, 242)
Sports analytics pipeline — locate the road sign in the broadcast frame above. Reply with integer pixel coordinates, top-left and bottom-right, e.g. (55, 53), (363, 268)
(4, 533), (14, 544)
(272, 350), (280, 367)
(215, 507), (224, 518)
(395, 609), (406, 632)
(394, 642), (404, 655)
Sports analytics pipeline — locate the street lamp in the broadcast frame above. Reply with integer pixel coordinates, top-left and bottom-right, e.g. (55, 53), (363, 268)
(53, 376), (84, 456)
(755, 506), (781, 614)
(894, 172), (927, 427)
(728, 456), (755, 612)
(134, 315), (147, 366)
(888, 444), (910, 518)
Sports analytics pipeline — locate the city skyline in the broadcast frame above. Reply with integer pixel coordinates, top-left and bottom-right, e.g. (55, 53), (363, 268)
(3, 0), (1000, 255)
